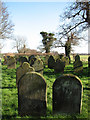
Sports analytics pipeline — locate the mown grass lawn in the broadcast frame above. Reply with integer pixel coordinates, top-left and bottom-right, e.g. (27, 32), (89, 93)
(1, 55), (90, 119)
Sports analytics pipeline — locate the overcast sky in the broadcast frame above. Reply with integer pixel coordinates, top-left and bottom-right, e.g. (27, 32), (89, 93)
(1, 1), (88, 53)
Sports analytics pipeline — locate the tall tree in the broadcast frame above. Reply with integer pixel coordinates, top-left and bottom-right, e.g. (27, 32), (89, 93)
(0, 1), (14, 39)
(55, 0), (89, 48)
(65, 32), (79, 63)
(38, 31), (56, 53)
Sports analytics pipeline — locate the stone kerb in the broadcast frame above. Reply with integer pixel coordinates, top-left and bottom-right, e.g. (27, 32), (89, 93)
(18, 72), (47, 116)
(53, 74), (83, 114)
(7, 56), (16, 69)
(16, 62), (35, 87)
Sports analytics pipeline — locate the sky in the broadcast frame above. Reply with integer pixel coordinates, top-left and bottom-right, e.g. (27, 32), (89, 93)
(1, 1), (88, 54)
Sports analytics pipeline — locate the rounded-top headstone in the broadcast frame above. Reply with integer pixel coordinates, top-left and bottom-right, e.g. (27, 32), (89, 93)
(75, 54), (80, 61)
(31, 58), (44, 75)
(18, 72), (47, 116)
(53, 74), (83, 114)
(7, 56), (16, 69)
(16, 62), (35, 87)
(48, 55), (55, 69)
(54, 58), (65, 73)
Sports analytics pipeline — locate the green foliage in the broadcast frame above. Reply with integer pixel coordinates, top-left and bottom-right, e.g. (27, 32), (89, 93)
(39, 31), (56, 53)
(1, 55), (89, 119)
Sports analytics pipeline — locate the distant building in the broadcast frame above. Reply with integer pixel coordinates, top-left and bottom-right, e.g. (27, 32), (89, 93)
(18, 45), (40, 54)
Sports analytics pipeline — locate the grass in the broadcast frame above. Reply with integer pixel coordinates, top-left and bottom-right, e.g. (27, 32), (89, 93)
(1, 55), (90, 119)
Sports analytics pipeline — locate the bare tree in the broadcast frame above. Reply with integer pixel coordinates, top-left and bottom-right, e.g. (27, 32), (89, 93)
(0, 1), (14, 39)
(55, 0), (89, 48)
(12, 35), (27, 53)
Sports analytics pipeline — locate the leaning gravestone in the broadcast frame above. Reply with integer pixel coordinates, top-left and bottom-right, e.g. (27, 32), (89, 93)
(18, 72), (47, 116)
(7, 56), (16, 69)
(31, 58), (44, 75)
(54, 58), (65, 73)
(16, 62), (35, 87)
(53, 74), (83, 114)
(73, 54), (83, 73)
(48, 55), (55, 69)
(88, 56), (90, 68)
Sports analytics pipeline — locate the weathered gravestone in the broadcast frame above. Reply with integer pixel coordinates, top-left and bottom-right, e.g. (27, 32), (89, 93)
(48, 55), (55, 69)
(3, 55), (7, 65)
(28, 55), (35, 62)
(53, 74), (83, 114)
(75, 54), (80, 61)
(7, 56), (16, 69)
(54, 58), (65, 73)
(29, 56), (44, 75)
(31, 58), (44, 75)
(19, 56), (28, 65)
(16, 62), (35, 87)
(18, 72), (47, 116)
(73, 54), (83, 73)
(62, 57), (69, 66)
(59, 54), (64, 59)
(88, 56), (90, 68)
(29, 55), (39, 66)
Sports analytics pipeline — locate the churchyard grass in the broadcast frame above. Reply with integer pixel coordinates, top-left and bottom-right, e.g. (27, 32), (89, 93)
(1, 55), (89, 119)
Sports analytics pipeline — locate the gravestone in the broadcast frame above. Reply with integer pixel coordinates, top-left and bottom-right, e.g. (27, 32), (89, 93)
(29, 55), (37, 66)
(54, 58), (65, 73)
(75, 54), (80, 61)
(7, 56), (16, 69)
(88, 56), (90, 68)
(59, 54), (64, 59)
(73, 55), (83, 73)
(62, 57), (69, 66)
(31, 58), (44, 75)
(48, 55), (55, 69)
(18, 72), (47, 116)
(16, 62), (35, 87)
(53, 74), (83, 114)
(19, 56), (28, 65)
(28, 55), (35, 62)
(3, 55), (7, 65)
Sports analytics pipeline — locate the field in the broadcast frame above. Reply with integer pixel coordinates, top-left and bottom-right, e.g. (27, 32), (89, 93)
(1, 55), (90, 120)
